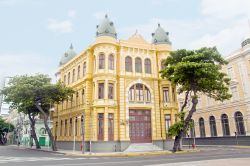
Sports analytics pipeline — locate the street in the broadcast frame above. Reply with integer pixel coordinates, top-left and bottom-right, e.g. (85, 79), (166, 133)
(0, 145), (250, 166)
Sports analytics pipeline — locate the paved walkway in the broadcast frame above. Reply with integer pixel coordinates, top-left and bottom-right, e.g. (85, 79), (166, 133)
(147, 158), (250, 166)
(17, 145), (199, 157)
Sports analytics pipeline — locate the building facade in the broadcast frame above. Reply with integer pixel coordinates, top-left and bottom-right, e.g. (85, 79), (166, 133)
(53, 15), (178, 152)
(183, 33), (250, 145)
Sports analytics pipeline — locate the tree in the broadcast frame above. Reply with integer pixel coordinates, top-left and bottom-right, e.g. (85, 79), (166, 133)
(0, 116), (14, 145)
(161, 47), (231, 152)
(1, 74), (74, 151)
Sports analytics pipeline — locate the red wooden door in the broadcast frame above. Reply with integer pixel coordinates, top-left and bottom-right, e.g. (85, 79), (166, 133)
(98, 113), (104, 140)
(129, 110), (152, 143)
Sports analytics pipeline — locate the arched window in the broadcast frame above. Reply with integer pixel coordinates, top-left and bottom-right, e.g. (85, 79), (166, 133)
(190, 119), (196, 138)
(109, 54), (114, 70)
(129, 83), (151, 102)
(72, 69), (75, 82)
(235, 112), (245, 135)
(81, 115), (84, 135)
(161, 60), (165, 70)
(221, 114), (230, 136)
(125, 56), (132, 72)
(99, 54), (105, 69)
(77, 65), (80, 80)
(199, 117), (206, 137)
(209, 116), (217, 137)
(145, 58), (151, 74)
(67, 72), (70, 85)
(83, 62), (86, 76)
(135, 57), (142, 73)
(69, 118), (72, 136)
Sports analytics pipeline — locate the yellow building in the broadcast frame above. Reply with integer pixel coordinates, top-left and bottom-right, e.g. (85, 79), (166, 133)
(53, 15), (178, 152)
(182, 33), (250, 145)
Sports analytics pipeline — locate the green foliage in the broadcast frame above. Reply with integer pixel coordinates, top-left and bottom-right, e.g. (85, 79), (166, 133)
(161, 47), (231, 101)
(1, 74), (74, 114)
(0, 117), (14, 132)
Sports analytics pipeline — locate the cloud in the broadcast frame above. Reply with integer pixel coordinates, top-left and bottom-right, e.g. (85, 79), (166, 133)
(0, 53), (57, 79)
(47, 18), (73, 33)
(201, 0), (250, 19)
(68, 9), (76, 18)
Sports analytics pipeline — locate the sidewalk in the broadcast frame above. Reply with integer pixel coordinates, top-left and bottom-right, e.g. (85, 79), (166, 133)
(16, 145), (200, 157)
(146, 158), (250, 166)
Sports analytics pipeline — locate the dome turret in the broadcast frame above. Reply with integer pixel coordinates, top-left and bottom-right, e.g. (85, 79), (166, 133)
(59, 44), (77, 66)
(96, 14), (117, 39)
(152, 23), (171, 45)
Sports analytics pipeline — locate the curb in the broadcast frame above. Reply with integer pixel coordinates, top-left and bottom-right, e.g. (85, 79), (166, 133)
(232, 146), (250, 149)
(65, 149), (200, 157)
(16, 146), (66, 155)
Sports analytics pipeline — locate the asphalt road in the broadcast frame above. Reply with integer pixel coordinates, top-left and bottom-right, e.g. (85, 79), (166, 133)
(0, 145), (250, 166)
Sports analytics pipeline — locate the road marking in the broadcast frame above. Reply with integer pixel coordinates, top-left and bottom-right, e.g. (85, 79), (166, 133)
(0, 156), (99, 164)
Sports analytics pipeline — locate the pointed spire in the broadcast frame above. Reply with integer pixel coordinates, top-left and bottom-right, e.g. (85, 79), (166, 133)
(158, 23), (161, 27)
(105, 14), (108, 18)
(70, 43), (73, 49)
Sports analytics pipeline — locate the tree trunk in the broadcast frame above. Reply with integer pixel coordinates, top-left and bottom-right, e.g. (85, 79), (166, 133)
(172, 91), (190, 152)
(35, 103), (57, 151)
(173, 130), (183, 152)
(28, 112), (41, 149)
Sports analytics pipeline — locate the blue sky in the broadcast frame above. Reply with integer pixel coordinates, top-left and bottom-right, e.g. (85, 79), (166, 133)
(0, 0), (250, 79)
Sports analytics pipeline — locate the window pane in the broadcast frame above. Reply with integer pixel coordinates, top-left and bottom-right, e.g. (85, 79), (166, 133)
(99, 54), (105, 69)
(98, 83), (104, 99)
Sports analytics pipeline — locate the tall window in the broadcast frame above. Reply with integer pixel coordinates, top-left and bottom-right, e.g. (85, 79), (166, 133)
(161, 60), (165, 70)
(136, 84), (144, 101)
(108, 113), (114, 141)
(82, 89), (85, 104)
(190, 119), (196, 138)
(227, 66), (234, 79)
(72, 69), (75, 82)
(98, 113), (104, 140)
(81, 115), (84, 135)
(209, 116), (217, 137)
(163, 87), (169, 102)
(108, 83), (114, 99)
(75, 118), (78, 136)
(55, 122), (58, 138)
(165, 114), (171, 138)
(70, 95), (73, 108)
(172, 88), (176, 102)
(60, 120), (63, 136)
(83, 62), (86, 76)
(199, 117), (206, 137)
(109, 54), (114, 70)
(99, 54), (105, 69)
(76, 92), (79, 106)
(98, 83), (104, 99)
(68, 72), (70, 84)
(64, 75), (66, 84)
(129, 84), (151, 102)
(144, 58), (151, 74)
(77, 65), (80, 80)
(221, 114), (230, 136)
(64, 120), (68, 136)
(125, 56), (132, 72)
(231, 86), (239, 101)
(135, 57), (142, 73)
(235, 112), (245, 135)
(69, 118), (72, 136)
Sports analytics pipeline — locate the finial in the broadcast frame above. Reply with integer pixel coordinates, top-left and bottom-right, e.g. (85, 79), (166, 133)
(105, 14), (108, 18)
(135, 29), (138, 35)
(70, 43), (73, 49)
(158, 23), (160, 27)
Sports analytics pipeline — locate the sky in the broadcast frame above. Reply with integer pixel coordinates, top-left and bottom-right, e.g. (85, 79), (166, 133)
(0, 0), (250, 80)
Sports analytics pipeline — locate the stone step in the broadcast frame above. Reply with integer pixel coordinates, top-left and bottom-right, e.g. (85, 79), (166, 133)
(124, 143), (163, 152)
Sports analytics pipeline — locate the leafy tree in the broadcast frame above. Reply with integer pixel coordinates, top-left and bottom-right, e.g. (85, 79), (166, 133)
(0, 116), (14, 145)
(161, 47), (231, 152)
(1, 74), (74, 151)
